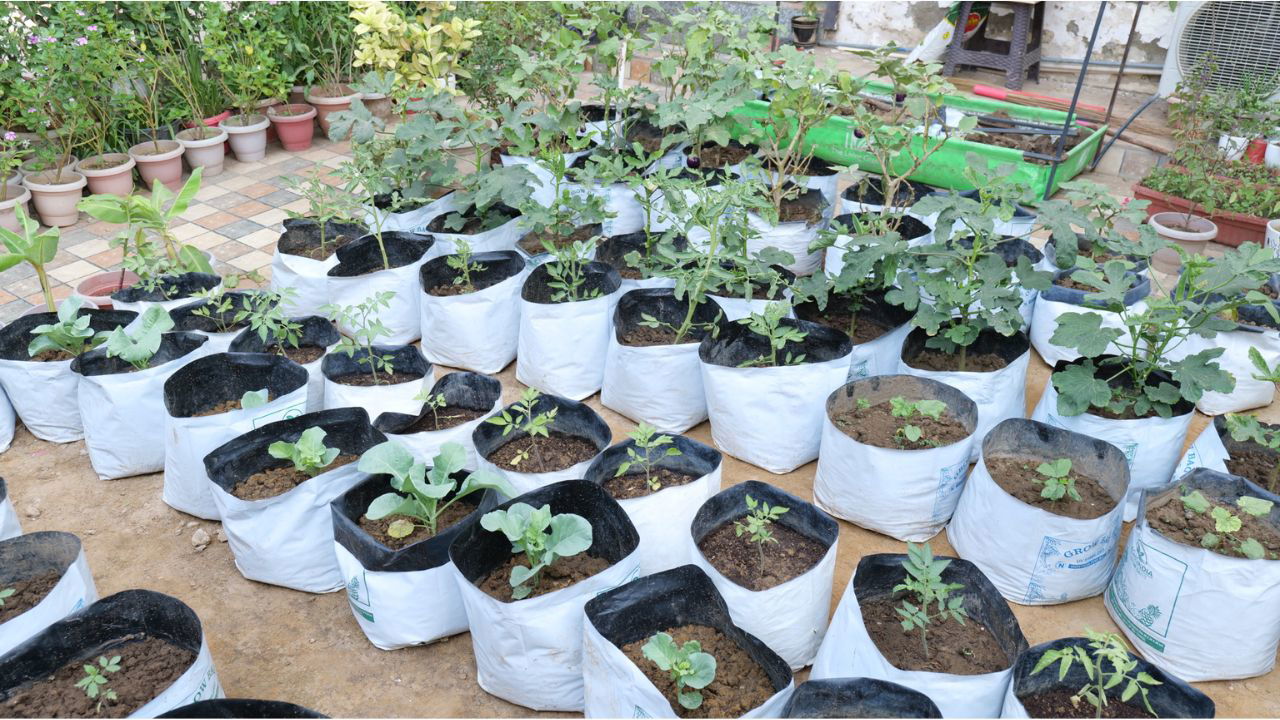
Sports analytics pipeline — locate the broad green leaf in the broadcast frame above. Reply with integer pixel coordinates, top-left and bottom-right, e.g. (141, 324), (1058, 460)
(1237, 495), (1274, 517)
(1050, 312), (1123, 358)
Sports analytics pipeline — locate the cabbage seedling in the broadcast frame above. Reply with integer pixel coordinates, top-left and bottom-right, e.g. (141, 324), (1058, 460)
(615, 423), (682, 492)
(361, 441), (514, 539)
(240, 388), (268, 410)
(1180, 489), (1274, 559)
(894, 541), (966, 660)
(27, 297), (103, 358)
(268, 427), (340, 477)
(642, 632), (717, 710)
(486, 387), (558, 468)
(480, 502), (592, 599)
(98, 305), (174, 371)
(0, 587), (13, 606)
(734, 494), (789, 579)
(75, 655), (120, 714)
(1033, 458), (1080, 502)
(1032, 629), (1161, 719)
(889, 396), (946, 448)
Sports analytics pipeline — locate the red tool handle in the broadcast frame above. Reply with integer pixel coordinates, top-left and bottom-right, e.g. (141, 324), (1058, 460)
(973, 84), (1106, 114)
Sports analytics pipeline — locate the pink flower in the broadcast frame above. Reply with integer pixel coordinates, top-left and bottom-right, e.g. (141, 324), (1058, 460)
(87, 25), (98, 31)
(74, 37), (88, 46)
(3, 132), (16, 142)
(1121, 197), (1130, 206)
(26, 35), (38, 44)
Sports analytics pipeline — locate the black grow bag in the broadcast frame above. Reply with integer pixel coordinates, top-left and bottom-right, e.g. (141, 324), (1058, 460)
(521, 260), (621, 304)
(1009, 637), (1214, 718)
(0, 590), (205, 705)
(842, 177), (936, 208)
(425, 203), (521, 236)
(1208, 415), (1280, 485)
(828, 374), (978, 445)
(613, 288), (723, 345)
(448, 479), (640, 599)
(584, 564), (792, 705)
(950, 235), (1043, 267)
(783, 678), (942, 719)
(170, 291), (274, 335)
(228, 315), (340, 355)
(691, 480), (838, 588)
(1047, 355), (1196, 418)
(472, 393), (611, 466)
(793, 287), (914, 345)
(834, 211), (933, 244)
(71, 332), (207, 377)
(372, 371), (502, 434)
(699, 316), (852, 369)
(110, 272), (220, 305)
(1239, 274), (1280, 330)
(419, 250), (527, 295)
(596, 232), (688, 278)
(160, 699), (327, 719)
(854, 553), (1028, 669)
(327, 232), (433, 276)
(277, 217), (367, 260)
(0, 309), (138, 361)
(320, 345), (430, 384)
(901, 328), (1029, 373)
(584, 433), (723, 492)
(203, 407), (386, 496)
(1040, 267), (1149, 309)
(981, 418), (1130, 511)
(0, 531), (83, 596)
(163, 352), (309, 419)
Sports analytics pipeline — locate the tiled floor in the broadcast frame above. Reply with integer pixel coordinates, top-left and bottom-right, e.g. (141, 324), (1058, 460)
(0, 136), (351, 324)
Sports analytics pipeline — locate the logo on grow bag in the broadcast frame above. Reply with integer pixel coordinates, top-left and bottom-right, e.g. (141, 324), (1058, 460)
(930, 460), (968, 522)
(1023, 532), (1119, 603)
(1107, 536), (1186, 652)
(251, 400), (307, 429)
(346, 573), (375, 622)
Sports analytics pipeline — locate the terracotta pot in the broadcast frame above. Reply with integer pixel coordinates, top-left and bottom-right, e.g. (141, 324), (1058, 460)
(362, 93), (393, 121)
(20, 155), (78, 176)
(256, 98), (284, 144)
(306, 85), (360, 135)
(77, 153), (136, 197)
(176, 126), (228, 177)
(128, 139), (186, 192)
(192, 110), (232, 128)
(267, 104), (318, 151)
(289, 85), (308, 105)
(74, 270), (140, 310)
(22, 170), (87, 227)
(0, 184), (31, 233)
(219, 113), (271, 162)
(1247, 138), (1268, 164)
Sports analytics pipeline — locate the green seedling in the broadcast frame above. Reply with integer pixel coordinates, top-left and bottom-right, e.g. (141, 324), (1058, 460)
(1181, 489), (1274, 559)
(544, 238), (602, 302)
(1034, 458), (1080, 502)
(480, 501), (592, 599)
(614, 423), (682, 492)
(889, 396), (946, 448)
(734, 494), (789, 579)
(362, 441), (514, 539)
(98, 305), (174, 371)
(240, 388), (268, 410)
(736, 301), (807, 368)
(0, 587), (13, 606)
(1032, 630), (1161, 719)
(1225, 412), (1280, 492)
(894, 541), (967, 659)
(27, 298), (103, 358)
(485, 387), (558, 468)
(410, 388), (466, 430)
(446, 238), (487, 292)
(642, 632), (717, 710)
(75, 655), (121, 714)
(323, 291), (396, 384)
(268, 426), (341, 477)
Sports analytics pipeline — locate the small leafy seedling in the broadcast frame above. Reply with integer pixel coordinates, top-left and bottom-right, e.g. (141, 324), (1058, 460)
(268, 427), (341, 477)
(642, 632), (717, 710)
(323, 291), (396, 384)
(446, 238), (487, 292)
(1034, 458), (1080, 502)
(0, 587), (13, 606)
(240, 388), (268, 410)
(736, 301), (807, 368)
(889, 396), (947, 448)
(479, 502), (593, 599)
(27, 297), (103, 358)
(361, 441), (514, 539)
(615, 423), (682, 492)
(75, 655), (121, 714)
(485, 387), (558, 468)
(411, 388), (468, 430)
(894, 541), (967, 659)
(1225, 412), (1280, 493)
(1031, 629), (1161, 719)
(98, 305), (174, 371)
(1181, 489), (1274, 559)
(733, 494), (789, 579)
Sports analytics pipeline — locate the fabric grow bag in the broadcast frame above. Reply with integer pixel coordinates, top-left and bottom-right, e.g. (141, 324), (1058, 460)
(1000, 637), (1215, 718)
(948, 418), (1130, 604)
(814, 375), (978, 541)
(159, 699), (326, 719)
(1106, 468), (1280, 682)
(0, 477), (19, 540)
(689, 480), (838, 670)
(707, 265), (796, 322)
(331, 473), (501, 650)
(839, 178), (937, 216)
(582, 564), (795, 718)
(448, 479), (641, 712)
(73, 332), (208, 480)
(583, 434), (723, 576)
(1172, 417), (1231, 482)
(1029, 268), (1149, 367)
(600, 289), (723, 433)
(700, 318), (853, 474)
(371, 371), (503, 468)
(811, 554), (1028, 718)
(0, 531), (97, 657)
(327, 232), (436, 345)
(320, 345), (432, 421)
(162, 352), (310, 520)
(204, 408), (385, 593)
(473, 393), (611, 496)
(899, 328), (1030, 463)
(270, 218), (368, 317)
(0, 589), (223, 717)
(169, 292), (271, 355)
(0, 309), (137, 443)
(824, 213), (935, 276)
(783, 678), (942, 718)
(516, 261), (622, 400)
(794, 291), (915, 382)
(418, 251), (529, 374)
(111, 273), (221, 315)
(228, 315), (340, 412)
(1031, 358), (1195, 521)
(424, 196), (526, 255)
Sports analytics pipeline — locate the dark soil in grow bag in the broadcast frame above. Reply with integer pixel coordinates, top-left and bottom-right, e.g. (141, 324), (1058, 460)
(109, 273), (220, 305)
(426, 203), (520, 236)
(834, 212), (933, 244)
(374, 372), (501, 434)
(371, 186), (449, 214)
(1146, 491), (1280, 559)
(621, 624), (775, 718)
(586, 432), (721, 501)
(73, 333), (206, 376)
(190, 394), (276, 418)
(171, 292), (268, 336)
(606, 468), (701, 500)
(2, 635), (194, 718)
(1020, 689), (1154, 718)
(841, 177), (937, 208)
(597, 233), (687, 281)
(350, 470), (487, 550)
(421, 251), (525, 297)
(323, 346), (428, 387)
(359, 501), (475, 550)
(401, 407), (487, 433)
(794, 289), (912, 345)
(277, 218), (366, 261)
(521, 261), (621, 304)
(861, 595), (1007, 675)
(327, 232), (433, 276)
(698, 524), (826, 591)
(0, 574), (60, 623)
(477, 553), (612, 601)
(165, 352), (308, 419)
(159, 699), (326, 718)
(700, 315), (850, 371)
(614, 288), (720, 347)
(486, 433), (599, 472)
(684, 140), (754, 169)
(1227, 447), (1280, 494)
(624, 118), (666, 155)
(229, 315), (340, 366)
(518, 223), (602, 256)
(830, 399), (970, 450)
(902, 328), (1028, 373)
(985, 456), (1117, 520)
(232, 455), (359, 501)
(776, 188), (827, 225)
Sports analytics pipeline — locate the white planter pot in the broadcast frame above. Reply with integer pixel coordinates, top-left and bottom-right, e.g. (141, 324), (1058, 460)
(176, 126), (228, 176)
(219, 113), (270, 162)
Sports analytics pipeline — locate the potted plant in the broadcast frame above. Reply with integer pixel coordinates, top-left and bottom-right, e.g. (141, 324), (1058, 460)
(206, 4), (288, 162)
(126, 63), (188, 193)
(0, 531), (97, 657)
(791, 1), (821, 48)
(266, 103), (318, 151)
(418, 245), (530, 374)
(272, 167), (367, 317)
(228, 312), (341, 412)
(0, 130), (30, 234)
(326, 230), (436, 345)
(319, 293), (432, 420)
(371, 371), (503, 467)
(73, 28), (139, 198)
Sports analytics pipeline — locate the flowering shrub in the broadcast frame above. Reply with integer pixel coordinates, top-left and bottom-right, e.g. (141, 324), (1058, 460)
(350, 0), (481, 99)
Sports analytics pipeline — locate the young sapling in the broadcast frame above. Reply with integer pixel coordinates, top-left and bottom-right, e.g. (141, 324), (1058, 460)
(267, 427), (341, 478)
(322, 291), (396, 384)
(1180, 489), (1274, 559)
(410, 388), (467, 430)
(27, 298), (104, 359)
(889, 396), (947, 448)
(242, 288), (303, 354)
(894, 541), (967, 660)
(544, 238), (603, 303)
(642, 632), (717, 710)
(479, 501), (593, 599)
(1031, 629), (1161, 719)
(97, 306), (174, 371)
(614, 423), (682, 492)
(361, 441), (514, 539)
(736, 301), (808, 368)
(446, 238), (486, 292)
(75, 655), (121, 714)
(283, 166), (365, 258)
(485, 387), (558, 468)
(1225, 413), (1280, 492)
(733, 494), (789, 579)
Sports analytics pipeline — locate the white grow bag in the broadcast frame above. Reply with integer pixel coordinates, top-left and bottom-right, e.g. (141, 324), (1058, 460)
(328, 250), (434, 346)
(418, 252), (530, 374)
(0, 384), (12, 453)
(0, 478), (19, 540)
(0, 533), (97, 657)
(363, 193), (451, 235)
(1029, 273), (1149, 367)
(271, 251), (338, 318)
(423, 193), (528, 255)
(379, 397), (501, 469)
(0, 359), (82, 443)
(746, 213), (826, 277)
(601, 339), (707, 434)
(1171, 420), (1229, 481)
(516, 267), (622, 401)
(321, 346), (434, 421)
(1169, 321), (1280, 415)
(707, 289), (793, 323)
(501, 151), (591, 208)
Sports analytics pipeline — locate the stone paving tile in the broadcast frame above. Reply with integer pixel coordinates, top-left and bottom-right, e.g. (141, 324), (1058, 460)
(248, 208), (290, 229)
(240, 228), (281, 250)
(207, 192), (253, 211)
(226, 249), (274, 272)
(48, 260), (100, 284)
(229, 200), (271, 218)
(218, 219), (267, 240)
(66, 237), (113, 258)
(194, 211), (239, 231)
(210, 241), (253, 262)
(259, 189), (300, 207)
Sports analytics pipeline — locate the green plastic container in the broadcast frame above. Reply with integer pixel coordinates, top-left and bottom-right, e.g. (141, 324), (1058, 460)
(729, 89), (1107, 202)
